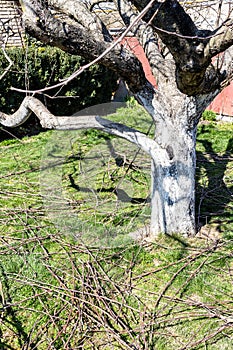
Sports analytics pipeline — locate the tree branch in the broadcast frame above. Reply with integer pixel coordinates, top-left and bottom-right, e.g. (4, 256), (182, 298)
(19, 0), (146, 91)
(48, 0), (112, 42)
(114, 0), (166, 81)
(132, 0), (198, 60)
(0, 97), (162, 158)
(17, 0), (233, 96)
(131, 0), (232, 95)
(206, 19), (233, 58)
(0, 46), (14, 80)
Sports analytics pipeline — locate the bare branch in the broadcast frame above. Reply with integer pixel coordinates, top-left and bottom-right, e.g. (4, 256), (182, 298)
(0, 97), (32, 127)
(131, 0), (233, 95)
(17, 1), (233, 95)
(0, 97), (162, 158)
(114, 0), (166, 80)
(19, 0), (146, 91)
(0, 46), (14, 81)
(48, 0), (112, 42)
(132, 0), (198, 57)
(206, 18), (233, 57)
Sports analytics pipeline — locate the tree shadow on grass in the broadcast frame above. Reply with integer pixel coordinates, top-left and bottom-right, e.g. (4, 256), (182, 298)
(0, 263), (39, 350)
(196, 131), (233, 233)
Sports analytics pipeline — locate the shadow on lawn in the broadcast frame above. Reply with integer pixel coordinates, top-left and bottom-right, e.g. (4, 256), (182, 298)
(0, 263), (38, 350)
(196, 132), (233, 232)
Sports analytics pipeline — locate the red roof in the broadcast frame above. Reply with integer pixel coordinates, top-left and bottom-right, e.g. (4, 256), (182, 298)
(121, 37), (157, 88)
(207, 83), (233, 116)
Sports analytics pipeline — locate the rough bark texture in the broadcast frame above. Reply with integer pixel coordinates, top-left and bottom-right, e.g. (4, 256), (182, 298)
(131, 0), (233, 95)
(1, 0), (233, 237)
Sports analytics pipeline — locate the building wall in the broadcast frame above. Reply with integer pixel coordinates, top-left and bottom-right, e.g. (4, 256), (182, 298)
(208, 83), (233, 118)
(0, 0), (23, 46)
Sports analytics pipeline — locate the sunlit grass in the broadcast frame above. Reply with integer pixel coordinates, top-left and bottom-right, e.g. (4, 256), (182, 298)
(0, 107), (232, 349)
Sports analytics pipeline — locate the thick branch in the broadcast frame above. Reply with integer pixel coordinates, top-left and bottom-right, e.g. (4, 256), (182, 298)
(114, 0), (166, 81)
(48, 0), (112, 42)
(132, 0), (198, 60)
(131, 0), (232, 95)
(19, 0), (146, 91)
(18, 0), (233, 96)
(0, 97), (163, 159)
(206, 19), (233, 58)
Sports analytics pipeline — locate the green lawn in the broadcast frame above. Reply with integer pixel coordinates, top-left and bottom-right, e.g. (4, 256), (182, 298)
(0, 105), (232, 349)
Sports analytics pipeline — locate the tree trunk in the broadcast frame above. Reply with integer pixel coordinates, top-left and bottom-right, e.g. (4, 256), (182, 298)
(145, 90), (199, 237)
(150, 126), (197, 237)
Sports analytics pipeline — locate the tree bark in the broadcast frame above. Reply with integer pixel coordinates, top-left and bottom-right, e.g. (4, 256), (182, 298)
(150, 121), (197, 236)
(135, 82), (219, 237)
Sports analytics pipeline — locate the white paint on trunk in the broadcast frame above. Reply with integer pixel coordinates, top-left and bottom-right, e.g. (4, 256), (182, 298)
(150, 127), (196, 237)
(137, 88), (199, 237)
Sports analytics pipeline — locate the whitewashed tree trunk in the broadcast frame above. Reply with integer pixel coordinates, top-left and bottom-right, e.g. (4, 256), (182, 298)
(136, 80), (217, 237)
(150, 123), (196, 236)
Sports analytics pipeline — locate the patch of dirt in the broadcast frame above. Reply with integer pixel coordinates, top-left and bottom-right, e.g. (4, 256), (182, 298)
(196, 224), (222, 243)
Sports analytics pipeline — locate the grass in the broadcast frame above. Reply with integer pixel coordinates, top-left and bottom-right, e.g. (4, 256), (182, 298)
(196, 122), (233, 233)
(0, 105), (232, 349)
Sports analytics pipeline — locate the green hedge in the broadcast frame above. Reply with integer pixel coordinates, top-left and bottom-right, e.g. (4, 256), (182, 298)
(0, 44), (118, 135)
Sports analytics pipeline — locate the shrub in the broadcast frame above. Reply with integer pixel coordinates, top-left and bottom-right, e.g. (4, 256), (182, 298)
(202, 110), (217, 121)
(0, 44), (118, 136)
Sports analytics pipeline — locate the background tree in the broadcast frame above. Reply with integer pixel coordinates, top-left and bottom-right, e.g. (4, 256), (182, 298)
(0, 0), (232, 237)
